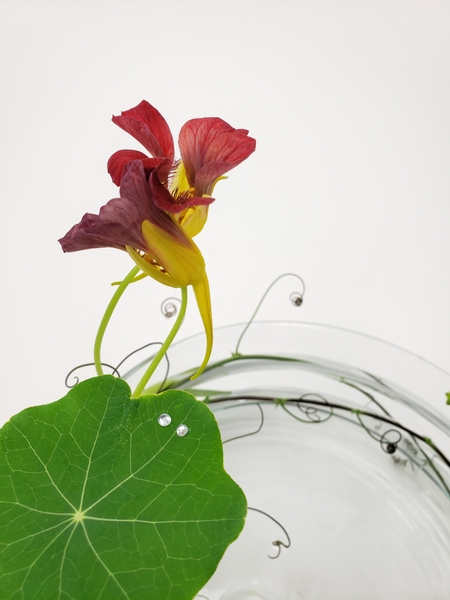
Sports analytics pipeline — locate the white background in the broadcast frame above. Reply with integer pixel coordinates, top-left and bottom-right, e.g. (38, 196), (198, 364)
(1, 0), (449, 423)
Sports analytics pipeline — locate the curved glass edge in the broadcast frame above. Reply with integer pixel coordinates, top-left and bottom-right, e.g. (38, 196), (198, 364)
(123, 321), (450, 412)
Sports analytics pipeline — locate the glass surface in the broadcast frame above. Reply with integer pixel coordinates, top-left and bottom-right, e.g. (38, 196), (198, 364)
(124, 322), (450, 600)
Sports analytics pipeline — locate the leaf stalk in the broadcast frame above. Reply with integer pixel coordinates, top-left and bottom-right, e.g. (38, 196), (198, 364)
(132, 287), (188, 398)
(94, 265), (141, 376)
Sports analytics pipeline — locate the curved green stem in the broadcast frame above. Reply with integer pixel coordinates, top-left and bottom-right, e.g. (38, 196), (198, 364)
(94, 265), (140, 376)
(132, 287), (188, 398)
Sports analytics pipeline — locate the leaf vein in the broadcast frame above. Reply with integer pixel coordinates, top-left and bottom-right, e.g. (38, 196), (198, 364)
(8, 422), (77, 512)
(78, 380), (117, 511)
(18, 520), (75, 594)
(83, 402), (197, 514)
(81, 521), (131, 600)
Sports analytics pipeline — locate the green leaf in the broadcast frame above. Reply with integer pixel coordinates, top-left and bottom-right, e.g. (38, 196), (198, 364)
(446, 391), (450, 405)
(0, 376), (246, 599)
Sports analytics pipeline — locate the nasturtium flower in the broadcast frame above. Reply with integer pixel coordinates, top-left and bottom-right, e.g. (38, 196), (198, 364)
(108, 100), (256, 237)
(59, 101), (255, 376)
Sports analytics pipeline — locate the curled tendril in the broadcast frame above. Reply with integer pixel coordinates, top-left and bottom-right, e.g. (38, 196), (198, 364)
(161, 297), (181, 318)
(65, 363), (120, 388)
(247, 507), (291, 559)
(202, 392), (450, 496)
(298, 393), (333, 422)
(235, 273), (306, 355)
(223, 403), (264, 444)
(355, 411), (403, 454)
(380, 429), (402, 454)
(65, 342), (170, 393)
(281, 393), (333, 424)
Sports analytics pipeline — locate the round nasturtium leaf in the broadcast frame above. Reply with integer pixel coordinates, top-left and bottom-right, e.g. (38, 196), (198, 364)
(0, 376), (246, 599)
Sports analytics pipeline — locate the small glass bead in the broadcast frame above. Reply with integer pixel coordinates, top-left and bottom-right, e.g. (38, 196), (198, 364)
(176, 424), (189, 437)
(158, 413), (172, 427)
(290, 294), (303, 307)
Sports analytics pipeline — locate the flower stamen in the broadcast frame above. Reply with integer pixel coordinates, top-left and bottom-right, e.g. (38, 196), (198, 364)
(135, 249), (168, 273)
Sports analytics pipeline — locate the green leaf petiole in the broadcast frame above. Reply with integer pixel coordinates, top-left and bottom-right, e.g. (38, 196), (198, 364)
(94, 265), (140, 376)
(132, 286), (188, 398)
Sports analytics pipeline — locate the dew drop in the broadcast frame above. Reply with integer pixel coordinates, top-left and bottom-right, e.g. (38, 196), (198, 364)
(158, 413), (172, 427)
(176, 424), (189, 437)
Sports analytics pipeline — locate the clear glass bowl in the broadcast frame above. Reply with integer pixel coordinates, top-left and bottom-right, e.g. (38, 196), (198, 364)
(124, 321), (450, 600)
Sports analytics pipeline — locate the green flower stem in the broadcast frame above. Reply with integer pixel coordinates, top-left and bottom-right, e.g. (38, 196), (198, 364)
(94, 265), (141, 376)
(132, 287), (188, 398)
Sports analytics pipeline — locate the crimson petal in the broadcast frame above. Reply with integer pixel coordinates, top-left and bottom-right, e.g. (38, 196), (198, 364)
(178, 118), (236, 187)
(108, 149), (155, 185)
(195, 131), (256, 196)
(203, 130), (256, 165)
(112, 100), (174, 159)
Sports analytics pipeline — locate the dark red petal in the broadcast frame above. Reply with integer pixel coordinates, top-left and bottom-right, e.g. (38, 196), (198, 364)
(107, 149), (152, 186)
(112, 100), (174, 159)
(119, 161), (189, 247)
(153, 156), (173, 187)
(194, 132), (256, 196)
(58, 198), (147, 253)
(149, 171), (215, 214)
(178, 118), (235, 186)
(59, 161), (189, 255)
(204, 131), (256, 165)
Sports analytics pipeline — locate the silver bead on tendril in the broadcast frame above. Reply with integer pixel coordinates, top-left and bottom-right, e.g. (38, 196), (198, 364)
(289, 292), (303, 306)
(161, 297), (181, 318)
(235, 273), (306, 355)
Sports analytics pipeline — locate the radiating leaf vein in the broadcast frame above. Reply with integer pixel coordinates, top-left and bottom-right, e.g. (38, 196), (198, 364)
(77, 381), (116, 512)
(83, 401), (196, 514)
(8, 422), (77, 512)
(80, 521), (131, 600)
(19, 521), (75, 592)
